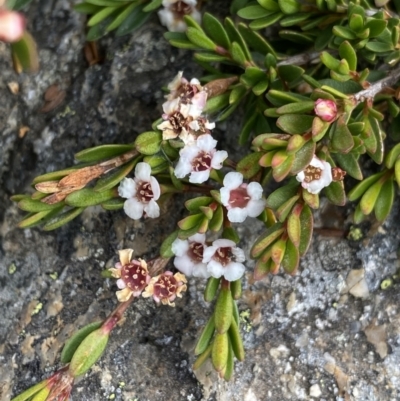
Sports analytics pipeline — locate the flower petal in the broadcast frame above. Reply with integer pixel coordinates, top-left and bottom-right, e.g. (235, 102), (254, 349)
(206, 259), (225, 279)
(189, 170), (210, 184)
(220, 187), (230, 207)
(124, 198), (144, 220)
(144, 199), (160, 218)
(189, 233), (206, 243)
(246, 199), (266, 218)
(197, 134), (217, 152)
(173, 255), (194, 276)
(247, 182), (264, 200)
(135, 162), (152, 181)
(171, 238), (190, 257)
(223, 172), (243, 189)
(202, 245), (217, 263)
(118, 249), (133, 266)
(212, 239), (236, 248)
(211, 150), (228, 169)
(116, 287), (133, 302)
(118, 177), (137, 199)
(223, 262), (246, 281)
(192, 262), (211, 278)
(150, 176), (161, 200)
(116, 278), (126, 289)
(227, 207), (248, 223)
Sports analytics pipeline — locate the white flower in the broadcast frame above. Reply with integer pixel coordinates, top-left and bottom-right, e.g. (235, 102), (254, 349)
(296, 156), (333, 194)
(158, 0), (201, 33)
(174, 134), (227, 183)
(203, 239), (246, 281)
(171, 233), (210, 278)
(220, 172), (266, 223)
(118, 162), (161, 220)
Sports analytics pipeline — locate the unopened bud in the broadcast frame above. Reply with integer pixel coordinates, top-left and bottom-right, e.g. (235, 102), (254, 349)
(332, 167), (346, 181)
(0, 10), (25, 43)
(314, 98), (337, 123)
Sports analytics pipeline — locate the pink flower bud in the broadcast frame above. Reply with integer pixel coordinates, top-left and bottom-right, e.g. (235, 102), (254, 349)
(0, 10), (25, 43)
(314, 98), (337, 123)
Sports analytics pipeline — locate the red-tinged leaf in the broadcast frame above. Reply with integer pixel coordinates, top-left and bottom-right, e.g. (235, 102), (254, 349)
(287, 134), (306, 154)
(271, 238), (287, 264)
(272, 155), (294, 182)
(324, 180), (346, 206)
(237, 152), (263, 178)
(259, 151), (275, 167)
(251, 223), (284, 258)
(281, 239), (299, 274)
(277, 114), (314, 134)
(271, 150), (288, 168)
(254, 257), (274, 280)
(302, 188), (319, 209)
(312, 116), (330, 142)
(287, 204), (302, 247)
(276, 195), (299, 222)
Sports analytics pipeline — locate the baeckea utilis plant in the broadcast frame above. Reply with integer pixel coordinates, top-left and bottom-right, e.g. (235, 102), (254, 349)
(10, 0), (400, 398)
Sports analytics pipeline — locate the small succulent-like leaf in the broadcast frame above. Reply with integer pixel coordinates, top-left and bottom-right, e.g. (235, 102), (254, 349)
(237, 5), (273, 19)
(94, 159), (136, 192)
(395, 159), (400, 187)
(204, 92), (230, 114)
(222, 226), (240, 243)
(61, 321), (103, 363)
(9, 380), (48, 401)
(204, 277), (221, 302)
(106, 2), (138, 32)
(278, 0), (300, 14)
(209, 205), (224, 232)
(254, 256), (274, 280)
(272, 154), (294, 182)
(115, 5), (150, 36)
(185, 197), (213, 212)
(195, 315), (216, 355)
(271, 237), (287, 264)
(65, 188), (116, 207)
(302, 188), (319, 210)
(160, 230), (179, 258)
(18, 198), (64, 212)
(142, 0), (162, 12)
(212, 332), (229, 372)
(339, 41), (357, 70)
(257, 0), (280, 11)
(101, 198), (124, 211)
(75, 144), (135, 162)
(347, 172), (385, 201)
(290, 140), (315, 174)
(43, 207), (84, 231)
(367, 116), (384, 164)
(31, 387), (50, 401)
(276, 195), (299, 222)
(228, 318), (245, 361)
(237, 152), (263, 179)
(331, 120), (354, 153)
(186, 27), (217, 50)
(312, 117), (330, 142)
(135, 131), (162, 155)
(281, 239), (299, 274)
(298, 204), (313, 256)
(249, 12), (283, 30)
(277, 114), (314, 135)
(193, 344), (212, 370)
(178, 213), (203, 231)
(287, 204), (302, 247)
(203, 12), (231, 48)
(324, 180), (346, 206)
(266, 179), (299, 209)
(374, 177), (394, 221)
(11, 31), (39, 73)
(334, 152), (362, 180)
(360, 179), (383, 215)
(230, 279), (242, 300)
(251, 222), (284, 258)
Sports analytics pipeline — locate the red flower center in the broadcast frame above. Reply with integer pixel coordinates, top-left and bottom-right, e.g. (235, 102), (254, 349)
(228, 186), (250, 208)
(154, 274), (178, 299)
(188, 242), (204, 263)
(192, 151), (212, 172)
(171, 1), (193, 17)
(122, 262), (148, 292)
(136, 181), (154, 203)
(169, 110), (187, 133)
(213, 247), (233, 266)
(176, 83), (199, 104)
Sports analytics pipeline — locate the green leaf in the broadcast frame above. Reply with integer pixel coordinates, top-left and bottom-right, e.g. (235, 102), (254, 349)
(365, 41), (393, 53)
(65, 188), (116, 207)
(212, 332), (229, 373)
(334, 153), (362, 180)
(224, 17), (252, 60)
(203, 13), (231, 49)
(276, 195), (299, 222)
(298, 204), (313, 256)
(238, 23), (277, 57)
(339, 41), (357, 71)
(331, 120), (354, 153)
(195, 315), (215, 355)
(249, 12), (283, 30)
(367, 116), (384, 164)
(231, 41), (248, 65)
(287, 205), (301, 247)
(10, 31), (39, 73)
(365, 19), (387, 38)
(43, 207), (85, 231)
(237, 152), (262, 179)
(374, 177), (394, 221)
(142, 0), (162, 12)
(251, 223), (285, 258)
(159, 230), (178, 258)
(88, 5), (121, 27)
(277, 114), (314, 135)
(135, 131), (162, 155)
(333, 25), (357, 40)
(18, 207), (63, 229)
(239, 110), (258, 145)
(106, 2), (138, 32)
(281, 238), (299, 274)
(204, 93), (230, 114)
(228, 318), (245, 361)
(278, 0), (300, 14)
(347, 172), (384, 201)
(185, 197), (213, 212)
(222, 226), (240, 243)
(279, 30), (313, 44)
(18, 198), (64, 212)
(10, 380), (48, 401)
(116, 5), (150, 36)
(74, 3), (102, 14)
(290, 140), (316, 174)
(214, 287), (233, 334)
(101, 198), (124, 210)
(324, 180), (346, 206)
(204, 277), (221, 302)
(61, 321), (103, 363)
(75, 144), (135, 163)
(87, 16), (113, 41)
(360, 177), (384, 215)
(266, 179), (299, 209)
(186, 27), (217, 50)
(257, 0), (279, 11)
(209, 205), (223, 232)
(69, 328), (109, 377)
(385, 143), (400, 169)
(277, 65), (304, 83)
(238, 5), (273, 19)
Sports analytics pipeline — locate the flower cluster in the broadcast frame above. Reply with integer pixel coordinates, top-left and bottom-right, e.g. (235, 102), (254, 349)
(172, 234), (246, 282)
(109, 249), (187, 307)
(158, 0), (201, 32)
